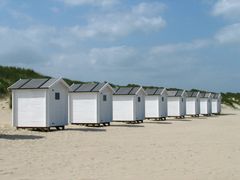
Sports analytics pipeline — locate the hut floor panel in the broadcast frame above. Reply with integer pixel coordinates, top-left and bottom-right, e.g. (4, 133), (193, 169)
(126, 120), (143, 124)
(168, 116), (185, 119)
(201, 114), (212, 116)
(186, 114), (200, 117)
(72, 122), (111, 127)
(16, 126), (65, 132)
(113, 120), (144, 124)
(145, 117), (167, 121)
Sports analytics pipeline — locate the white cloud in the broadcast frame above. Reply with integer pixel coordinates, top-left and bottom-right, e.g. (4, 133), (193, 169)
(59, 0), (119, 7)
(212, 0), (240, 19)
(0, 25), (141, 79)
(215, 23), (240, 44)
(0, 24), (236, 90)
(67, 2), (166, 39)
(0, 26), (59, 63)
(132, 2), (166, 15)
(89, 46), (137, 66)
(210, 0), (240, 45)
(151, 39), (211, 54)
(0, 1), (239, 91)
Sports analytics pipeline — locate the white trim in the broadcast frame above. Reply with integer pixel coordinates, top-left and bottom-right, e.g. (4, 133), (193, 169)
(135, 87), (147, 96)
(12, 91), (15, 127)
(97, 93), (100, 123)
(160, 88), (167, 96)
(196, 92), (200, 97)
(49, 77), (70, 89)
(45, 90), (49, 127)
(181, 90), (186, 97)
(68, 94), (71, 124)
(208, 93), (212, 98)
(99, 83), (114, 93)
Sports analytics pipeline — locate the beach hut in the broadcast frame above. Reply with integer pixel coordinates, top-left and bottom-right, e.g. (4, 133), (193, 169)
(8, 78), (69, 131)
(145, 88), (168, 120)
(200, 92), (212, 116)
(113, 87), (146, 123)
(186, 91), (200, 117)
(167, 90), (186, 119)
(68, 82), (114, 126)
(211, 93), (222, 114)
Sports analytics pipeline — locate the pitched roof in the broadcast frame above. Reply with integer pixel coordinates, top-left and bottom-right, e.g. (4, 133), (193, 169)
(186, 91), (199, 97)
(216, 93), (221, 98)
(200, 92), (211, 98)
(8, 78), (60, 89)
(69, 82), (107, 92)
(145, 88), (165, 95)
(167, 90), (185, 97)
(114, 87), (142, 95)
(211, 93), (221, 99)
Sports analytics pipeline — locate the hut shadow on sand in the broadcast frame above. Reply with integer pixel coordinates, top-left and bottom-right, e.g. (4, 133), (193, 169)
(144, 121), (172, 125)
(0, 134), (44, 140)
(65, 128), (107, 132)
(110, 124), (144, 128)
(166, 119), (192, 122)
(218, 113), (237, 116)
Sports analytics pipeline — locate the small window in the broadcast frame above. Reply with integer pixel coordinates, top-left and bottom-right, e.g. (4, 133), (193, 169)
(182, 98), (184, 102)
(138, 97), (141, 102)
(162, 97), (164, 102)
(55, 92), (60, 100)
(103, 95), (107, 101)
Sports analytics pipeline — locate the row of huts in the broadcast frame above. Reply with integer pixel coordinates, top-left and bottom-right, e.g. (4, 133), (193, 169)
(8, 78), (221, 130)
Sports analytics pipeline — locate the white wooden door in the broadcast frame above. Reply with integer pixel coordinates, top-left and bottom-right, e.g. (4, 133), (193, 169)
(16, 90), (46, 127)
(70, 93), (97, 123)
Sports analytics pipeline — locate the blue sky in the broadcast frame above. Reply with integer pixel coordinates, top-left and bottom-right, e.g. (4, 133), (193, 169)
(0, 0), (240, 92)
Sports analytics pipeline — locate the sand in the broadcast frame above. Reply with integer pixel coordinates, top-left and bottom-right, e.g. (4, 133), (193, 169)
(1, 98), (240, 180)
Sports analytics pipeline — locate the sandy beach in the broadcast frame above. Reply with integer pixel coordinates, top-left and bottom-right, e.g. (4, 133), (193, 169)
(1, 98), (240, 180)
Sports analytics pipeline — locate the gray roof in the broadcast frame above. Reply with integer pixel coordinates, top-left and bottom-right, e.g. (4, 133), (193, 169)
(200, 92), (211, 98)
(211, 93), (221, 99)
(69, 82), (107, 92)
(167, 90), (185, 97)
(211, 93), (215, 99)
(216, 93), (221, 98)
(114, 87), (142, 95)
(8, 78), (58, 89)
(186, 91), (199, 97)
(145, 88), (165, 95)
(41, 78), (58, 88)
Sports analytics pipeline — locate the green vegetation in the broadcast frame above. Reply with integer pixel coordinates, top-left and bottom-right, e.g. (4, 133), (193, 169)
(221, 93), (240, 108)
(190, 89), (206, 92)
(126, 84), (141, 87)
(1, 65), (240, 108)
(62, 78), (84, 86)
(143, 85), (164, 89)
(167, 88), (182, 91)
(190, 89), (240, 109)
(0, 66), (47, 97)
(111, 83), (141, 88)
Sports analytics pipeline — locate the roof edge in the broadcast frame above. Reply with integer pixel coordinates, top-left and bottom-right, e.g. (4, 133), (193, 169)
(99, 82), (114, 93)
(49, 77), (70, 89)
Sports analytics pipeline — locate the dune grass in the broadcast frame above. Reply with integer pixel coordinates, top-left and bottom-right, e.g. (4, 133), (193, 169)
(1, 65), (239, 108)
